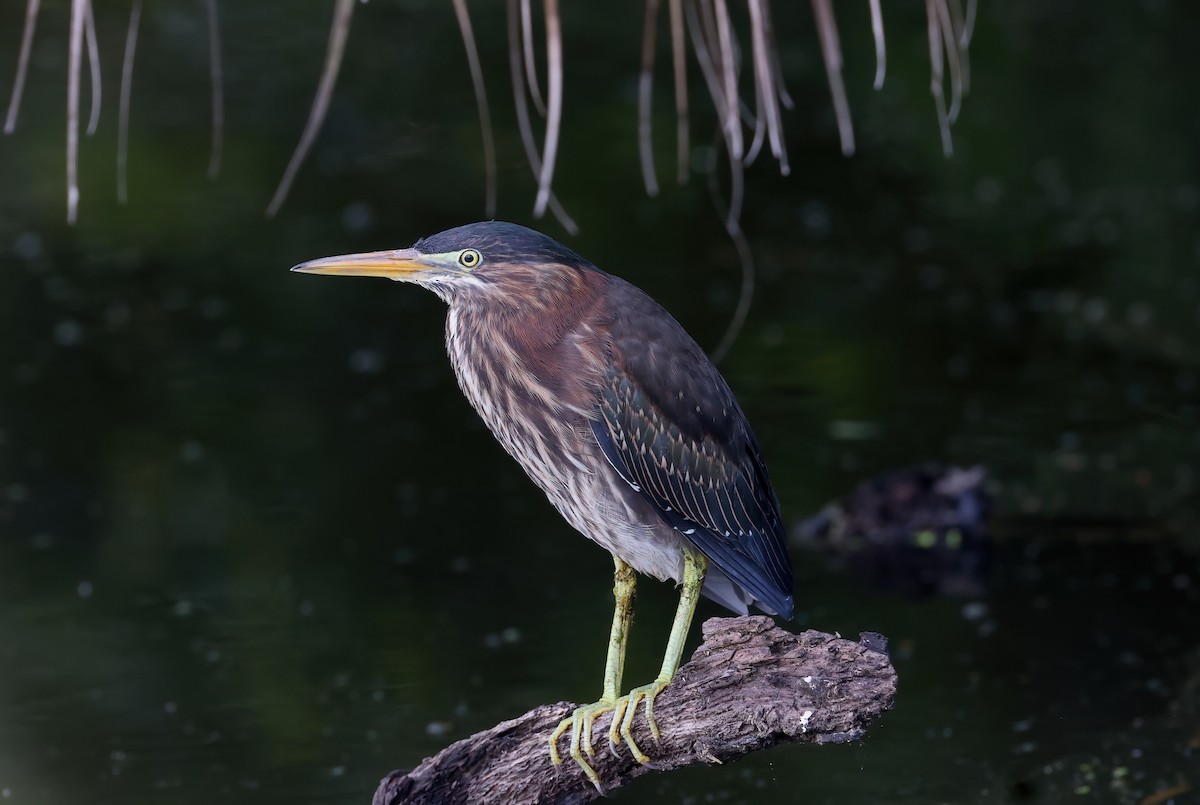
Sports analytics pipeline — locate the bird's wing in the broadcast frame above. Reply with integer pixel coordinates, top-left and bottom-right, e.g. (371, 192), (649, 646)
(589, 291), (794, 617)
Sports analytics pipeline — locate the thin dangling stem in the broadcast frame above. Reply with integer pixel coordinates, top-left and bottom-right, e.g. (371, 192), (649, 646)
(451, 0), (497, 217)
(532, 0), (563, 219)
(686, 1), (743, 226)
(667, 0), (688, 184)
(506, 0), (577, 233)
(66, 0), (86, 223)
(83, 0), (101, 136)
(519, 0), (546, 116)
(266, 0), (356, 217)
(4, 0), (41, 134)
(637, 0), (662, 197)
(811, 0), (855, 156)
(933, 0), (964, 124)
(205, 0), (225, 177)
(869, 0), (886, 89)
(117, 0), (143, 204)
(712, 0), (742, 164)
(925, 0), (952, 156)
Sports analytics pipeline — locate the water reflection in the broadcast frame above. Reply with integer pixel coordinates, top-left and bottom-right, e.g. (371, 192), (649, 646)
(1, 1), (1198, 804)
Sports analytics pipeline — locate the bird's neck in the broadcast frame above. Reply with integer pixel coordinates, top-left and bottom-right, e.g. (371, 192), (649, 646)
(449, 267), (604, 357)
(443, 278), (606, 421)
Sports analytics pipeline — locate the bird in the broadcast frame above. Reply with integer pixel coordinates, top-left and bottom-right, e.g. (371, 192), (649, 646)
(292, 221), (793, 788)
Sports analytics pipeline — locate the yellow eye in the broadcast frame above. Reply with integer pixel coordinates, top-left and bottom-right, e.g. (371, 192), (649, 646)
(458, 249), (482, 268)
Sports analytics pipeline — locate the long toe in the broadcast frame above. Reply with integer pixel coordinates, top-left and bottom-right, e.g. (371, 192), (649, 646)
(548, 699), (615, 790)
(607, 698), (630, 756)
(610, 679), (670, 764)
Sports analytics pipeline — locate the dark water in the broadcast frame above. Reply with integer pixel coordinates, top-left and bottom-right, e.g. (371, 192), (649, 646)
(1, 2), (1197, 803)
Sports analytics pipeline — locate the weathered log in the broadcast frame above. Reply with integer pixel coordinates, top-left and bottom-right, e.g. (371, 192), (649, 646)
(373, 616), (897, 805)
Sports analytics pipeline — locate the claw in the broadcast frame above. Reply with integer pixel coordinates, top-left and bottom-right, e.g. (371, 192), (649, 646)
(548, 550), (702, 785)
(607, 697), (629, 755)
(548, 676), (674, 785)
(549, 699), (615, 790)
(616, 678), (668, 763)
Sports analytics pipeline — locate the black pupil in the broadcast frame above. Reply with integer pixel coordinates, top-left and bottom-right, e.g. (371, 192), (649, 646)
(463, 251), (476, 265)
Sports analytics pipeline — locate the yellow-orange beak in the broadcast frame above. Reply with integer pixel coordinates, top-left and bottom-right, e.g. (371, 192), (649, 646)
(290, 248), (431, 280)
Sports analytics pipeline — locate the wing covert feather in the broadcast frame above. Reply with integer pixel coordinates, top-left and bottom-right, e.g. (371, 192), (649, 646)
(588, 283), (794, 617)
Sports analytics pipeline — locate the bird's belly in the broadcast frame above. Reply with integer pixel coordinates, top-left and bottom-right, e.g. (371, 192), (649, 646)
(493, 415), (687, 585)
(545, 455), (688, 584)
(444, 319), (686, 583)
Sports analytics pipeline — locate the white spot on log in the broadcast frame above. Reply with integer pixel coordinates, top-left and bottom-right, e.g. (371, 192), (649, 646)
(800, 710), (813, 732)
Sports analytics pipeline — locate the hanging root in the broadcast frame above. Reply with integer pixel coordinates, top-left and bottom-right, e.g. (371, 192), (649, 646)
(205, 0), (225, 178)
(66, 0), (86, 223)
(638, 0), (662, 197)
(868, 0), (886, 89)
(83, 0), (101, 136)
(924, 0), (973, 157)
(117, 0), (143, 204)
(451, 0), (497, 218)
(26, 0), (976, 231)
(4, 0), (41, 134)
(266, 0), (356, 218)
(507, 0), (577, 233)
(532, 0), (564, 219)
(810, 0), (854, 156)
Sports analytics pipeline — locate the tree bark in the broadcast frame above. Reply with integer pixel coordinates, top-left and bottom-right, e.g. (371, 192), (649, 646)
(372, 616), (897, 805)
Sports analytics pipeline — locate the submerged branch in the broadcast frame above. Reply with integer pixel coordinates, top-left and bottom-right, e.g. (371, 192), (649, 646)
(372, 618), (896, 805)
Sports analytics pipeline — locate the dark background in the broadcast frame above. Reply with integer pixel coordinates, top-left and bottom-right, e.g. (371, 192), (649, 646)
(0, 1), (1197, 803)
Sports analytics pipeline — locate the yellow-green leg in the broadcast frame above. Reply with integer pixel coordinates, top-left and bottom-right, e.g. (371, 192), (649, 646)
(549, 556), (637, 788)
(609, 547), (707, 763)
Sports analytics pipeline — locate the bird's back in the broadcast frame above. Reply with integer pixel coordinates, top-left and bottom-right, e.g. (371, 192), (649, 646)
(590, 275), (794, 618)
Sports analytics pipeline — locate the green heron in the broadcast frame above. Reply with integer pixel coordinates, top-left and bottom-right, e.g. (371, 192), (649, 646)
(293, 222), (793, 787)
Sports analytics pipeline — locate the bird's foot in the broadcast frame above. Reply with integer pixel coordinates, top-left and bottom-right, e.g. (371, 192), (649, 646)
(607, 676), (670, 764)
(548, 676), (674, 786)
(549, 697), (616, 790)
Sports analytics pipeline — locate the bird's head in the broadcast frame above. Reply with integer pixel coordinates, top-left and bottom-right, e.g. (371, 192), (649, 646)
(291, 221), (595, 307)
